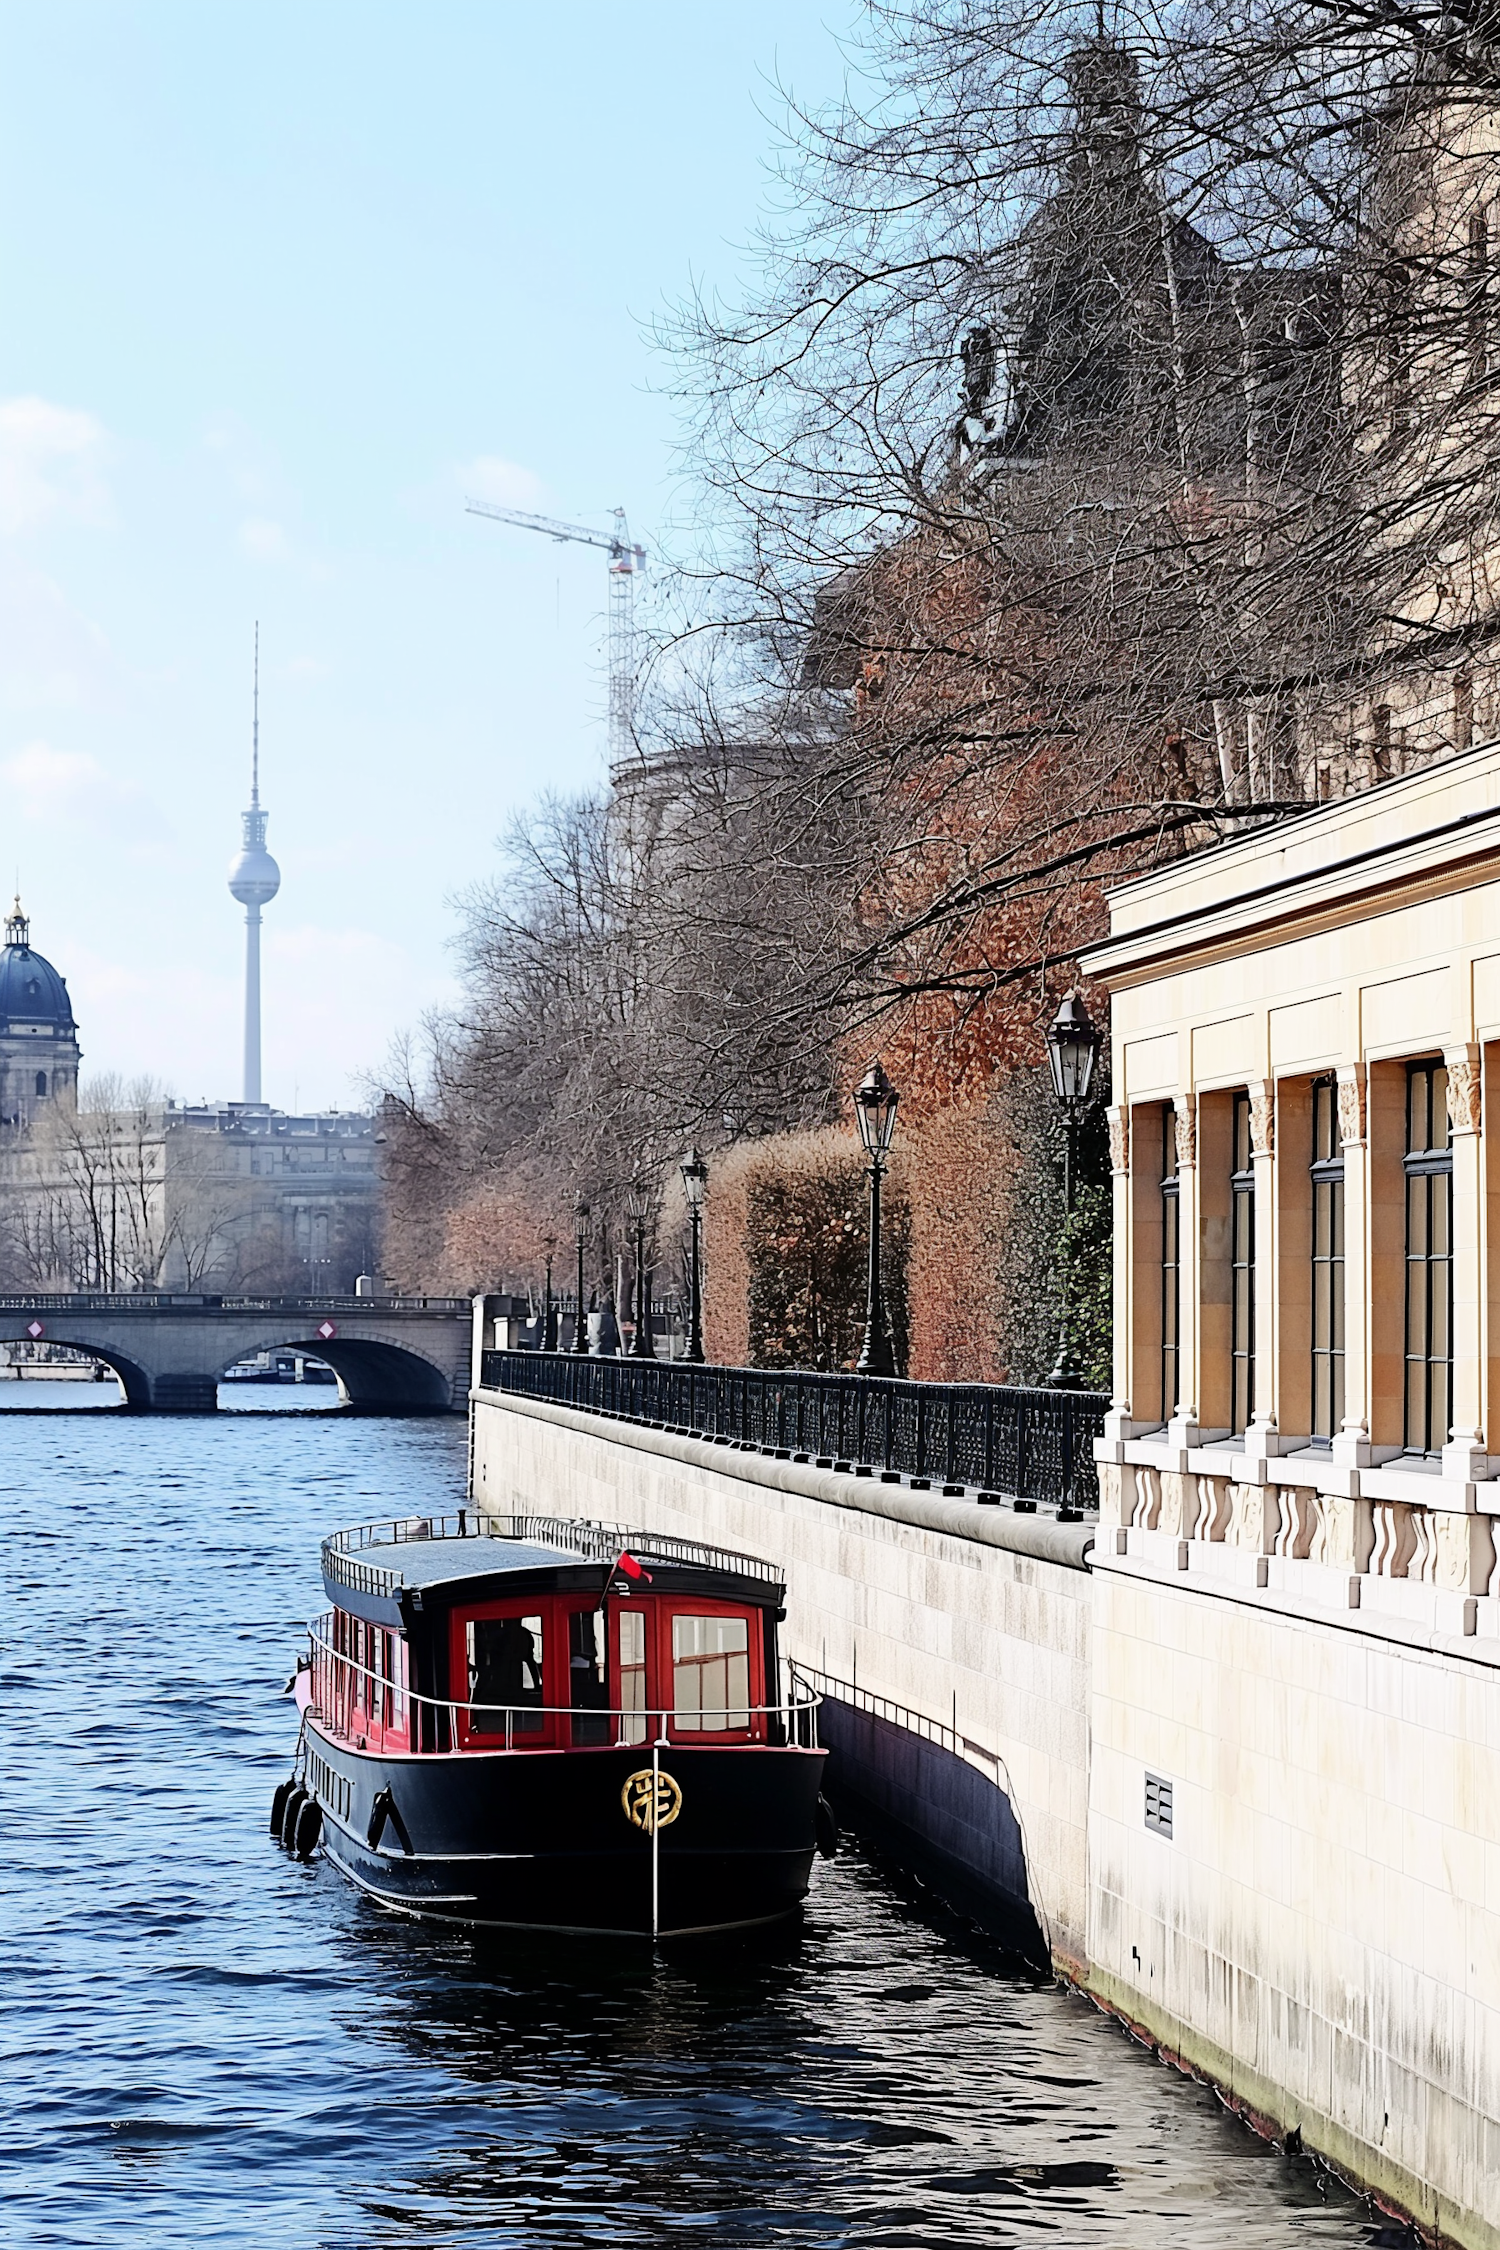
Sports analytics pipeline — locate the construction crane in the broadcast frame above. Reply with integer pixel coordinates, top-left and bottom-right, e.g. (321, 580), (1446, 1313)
(466, 500), (646, 773)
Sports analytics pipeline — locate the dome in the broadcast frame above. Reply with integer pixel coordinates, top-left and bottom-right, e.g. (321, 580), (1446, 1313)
(0, 902), (76, 1035)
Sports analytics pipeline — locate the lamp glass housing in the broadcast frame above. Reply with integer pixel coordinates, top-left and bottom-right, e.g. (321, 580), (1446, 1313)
(854, 1062), (899, 1159)
(1046, 993), (1100, 1112)
(572, 1194), (591, 1244)
(625, 1180), (653, 1226)
(680, 1148), (707, 1209)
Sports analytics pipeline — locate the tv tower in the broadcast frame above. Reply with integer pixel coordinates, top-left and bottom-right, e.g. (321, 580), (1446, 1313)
(227, 624), (280, 1103)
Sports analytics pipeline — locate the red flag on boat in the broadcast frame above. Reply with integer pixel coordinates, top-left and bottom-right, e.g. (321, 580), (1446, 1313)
(601, 1548), (653, 1599)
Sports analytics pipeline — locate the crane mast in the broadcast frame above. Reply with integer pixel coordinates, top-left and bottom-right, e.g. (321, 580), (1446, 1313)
(466, 499), (646, 775)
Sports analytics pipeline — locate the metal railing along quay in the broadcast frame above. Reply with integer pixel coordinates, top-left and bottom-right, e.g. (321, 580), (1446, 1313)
(0, 1291), (470, 1314)
(479, 1349), (1105, 1512)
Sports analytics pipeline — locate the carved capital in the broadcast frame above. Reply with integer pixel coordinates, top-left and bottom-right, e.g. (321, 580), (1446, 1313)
(1446, 1055), (1482, 1136)
(1174, 1098), (1196, 1168)
(1248, 1082), (1274, 1158)
(1337, 1069), (1365, 1148)
(1107, 1106), (1130, 1175)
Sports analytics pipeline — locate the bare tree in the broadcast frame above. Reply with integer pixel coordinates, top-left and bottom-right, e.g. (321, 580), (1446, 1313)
(386, 3), (1500, 1287)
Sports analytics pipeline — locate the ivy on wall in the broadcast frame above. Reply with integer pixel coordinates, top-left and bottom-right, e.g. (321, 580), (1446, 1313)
(745, 1154), (909, 1373)
(992, 1065), (1111, 1390)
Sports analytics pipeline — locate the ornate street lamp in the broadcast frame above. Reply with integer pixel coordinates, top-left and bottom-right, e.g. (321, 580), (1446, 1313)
(571, 1193), (592, 1356)
(680, 1148), (708, 1363)
(540, 1232), (558, 1351)
(854, 1060), (899, 1377)
(1044, 989), (1102, 1389)
(626, 1179), (657, 1358)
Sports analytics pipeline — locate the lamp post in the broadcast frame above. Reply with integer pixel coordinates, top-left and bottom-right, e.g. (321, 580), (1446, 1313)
(540, 1235), (557, 1351)
(680, 1148), (708, 1363)
(854, 1061), (900, 1377)
(1044, 989), (1102, 1389)
(572, 1193), (591, 1356)
(626, 1179), (657, 1358)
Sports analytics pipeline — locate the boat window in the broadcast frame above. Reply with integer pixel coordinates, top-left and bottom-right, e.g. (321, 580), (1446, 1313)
(568, 1609), (610, 1746)
(617, 1608), (648, 1745)
(672, 1613), (749, 1731)
(466, 1614), (545, 1734)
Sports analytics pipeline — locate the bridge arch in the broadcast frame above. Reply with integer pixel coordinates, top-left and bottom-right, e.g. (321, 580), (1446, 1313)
(4, 1337), (150, 1408)
(223, 1333), (455, 1412)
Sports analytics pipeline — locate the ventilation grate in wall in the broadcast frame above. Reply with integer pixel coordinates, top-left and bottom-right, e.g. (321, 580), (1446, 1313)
(1144, 1772), (1174, 1837)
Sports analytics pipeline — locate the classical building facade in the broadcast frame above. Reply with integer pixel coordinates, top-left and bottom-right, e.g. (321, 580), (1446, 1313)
(1089, 739), (1500, 2240)
(0, 910), (379, 1292)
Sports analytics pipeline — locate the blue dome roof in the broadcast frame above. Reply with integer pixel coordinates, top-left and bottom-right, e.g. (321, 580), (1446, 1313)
(0, 906), (75, 1035)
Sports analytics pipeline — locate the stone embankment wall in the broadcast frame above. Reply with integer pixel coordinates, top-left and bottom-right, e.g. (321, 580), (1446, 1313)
(1092, 1469), (1500, 2250)
(470, 1389), (1500, 2249)
(470, 1388), (1094, 1969)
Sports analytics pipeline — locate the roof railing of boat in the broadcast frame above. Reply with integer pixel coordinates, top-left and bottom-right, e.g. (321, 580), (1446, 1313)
(304, 1614), (822, 1752)
(320, 1511), (786, 1602)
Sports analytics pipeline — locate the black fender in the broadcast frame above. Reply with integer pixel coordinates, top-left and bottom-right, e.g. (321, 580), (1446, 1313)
(293, 1797), (323, 1860)
(280, 1784), (308, 1850)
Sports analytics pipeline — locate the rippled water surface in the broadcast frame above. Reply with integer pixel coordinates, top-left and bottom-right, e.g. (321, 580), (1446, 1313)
(1, 1406), (1392, 2247)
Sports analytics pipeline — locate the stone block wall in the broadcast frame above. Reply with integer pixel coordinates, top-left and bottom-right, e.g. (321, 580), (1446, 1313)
(1092, 1461), (1500, 2250)
(470, 1388), (1095, 1967)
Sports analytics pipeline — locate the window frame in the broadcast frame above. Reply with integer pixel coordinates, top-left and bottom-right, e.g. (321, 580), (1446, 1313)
(445, 1592), (770, 1751)
(451, 1598), (557, 1749)
(1309, 1075), (1345, 1444)
(1403, 1060), (1453, 1458)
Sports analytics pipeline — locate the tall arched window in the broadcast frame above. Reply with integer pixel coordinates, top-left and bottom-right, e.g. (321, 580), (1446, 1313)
(34, 1071), (46, 1098)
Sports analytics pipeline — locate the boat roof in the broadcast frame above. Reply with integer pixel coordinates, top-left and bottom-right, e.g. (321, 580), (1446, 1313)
(355, 1533), (587, 1590)
(321, 1511), (786, 1629)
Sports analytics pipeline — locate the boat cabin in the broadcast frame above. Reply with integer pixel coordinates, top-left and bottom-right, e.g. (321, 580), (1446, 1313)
(313, 1514), (789, 1756)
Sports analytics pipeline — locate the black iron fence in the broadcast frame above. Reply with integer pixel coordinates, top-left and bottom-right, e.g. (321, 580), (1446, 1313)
(478, 1348), (1105, 1511)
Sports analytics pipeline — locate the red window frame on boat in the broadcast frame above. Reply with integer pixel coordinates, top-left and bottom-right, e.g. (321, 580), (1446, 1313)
(447, 1593), (767, 1750)
(329, 1608), (409, 1754)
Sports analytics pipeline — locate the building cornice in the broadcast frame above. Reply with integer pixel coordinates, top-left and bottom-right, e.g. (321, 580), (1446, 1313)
(1088, 750), (1500, 985)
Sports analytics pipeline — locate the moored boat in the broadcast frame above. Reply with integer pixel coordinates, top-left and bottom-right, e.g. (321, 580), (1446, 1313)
(273, 1511), (831, 1937)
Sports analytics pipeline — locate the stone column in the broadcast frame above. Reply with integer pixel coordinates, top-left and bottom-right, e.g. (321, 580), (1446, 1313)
(1444, 1045), (1486, 1481)
(1166, 1095), (1201, 1449)
(1332, 1066), (1372, 1471)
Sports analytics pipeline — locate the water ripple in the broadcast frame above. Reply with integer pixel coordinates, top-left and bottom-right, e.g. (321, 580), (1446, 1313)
(0, 1411), (1389, 2248)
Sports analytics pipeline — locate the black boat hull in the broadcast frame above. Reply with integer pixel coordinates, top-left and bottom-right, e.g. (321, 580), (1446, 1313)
(302, 1722), (828, 1936)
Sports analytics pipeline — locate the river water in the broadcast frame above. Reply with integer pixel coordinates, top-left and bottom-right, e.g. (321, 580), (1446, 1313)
(1, 1399), (1399, 2248)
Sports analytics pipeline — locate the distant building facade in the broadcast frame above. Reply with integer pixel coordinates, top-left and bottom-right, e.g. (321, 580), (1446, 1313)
(0, 909), (379, 1292)
(0, 900), (81, 1127)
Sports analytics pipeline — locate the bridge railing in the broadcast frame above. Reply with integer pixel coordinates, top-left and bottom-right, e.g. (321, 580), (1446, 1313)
(0, 1292), (471, 1314)
(478, 1349), (1105, 1513)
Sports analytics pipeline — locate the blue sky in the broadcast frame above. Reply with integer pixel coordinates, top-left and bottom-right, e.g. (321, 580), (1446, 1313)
(0, 0), (854, 1107)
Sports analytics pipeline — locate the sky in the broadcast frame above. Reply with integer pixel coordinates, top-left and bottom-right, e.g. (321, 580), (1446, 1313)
(0, 0), (855, 1110)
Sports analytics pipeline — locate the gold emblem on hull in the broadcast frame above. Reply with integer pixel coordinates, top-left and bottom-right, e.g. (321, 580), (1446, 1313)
(621, 1768), (682, 1834)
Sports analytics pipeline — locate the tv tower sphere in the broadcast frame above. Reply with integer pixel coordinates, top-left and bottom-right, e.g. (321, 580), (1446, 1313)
(228, 816), (280, 908)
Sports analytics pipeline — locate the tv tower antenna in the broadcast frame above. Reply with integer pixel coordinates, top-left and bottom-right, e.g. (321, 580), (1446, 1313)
(465, 501), (646, 776)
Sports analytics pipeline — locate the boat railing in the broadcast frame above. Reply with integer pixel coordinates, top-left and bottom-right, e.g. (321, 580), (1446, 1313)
(320, 1510), (786, 1602)
(304, 1613), (822, 1754)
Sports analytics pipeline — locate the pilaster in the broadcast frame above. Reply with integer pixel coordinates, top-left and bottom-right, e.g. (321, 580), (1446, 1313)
(1444, 1045), (1486, 1481)
(1245, 1078), (1283, 1458)
(1166, 1095), (1201, 1448)
(1333, 1066), (1372, 1470)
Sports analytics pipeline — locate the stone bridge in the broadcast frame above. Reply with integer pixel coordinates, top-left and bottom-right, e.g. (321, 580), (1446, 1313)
(0, 1293), (476, 1411)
